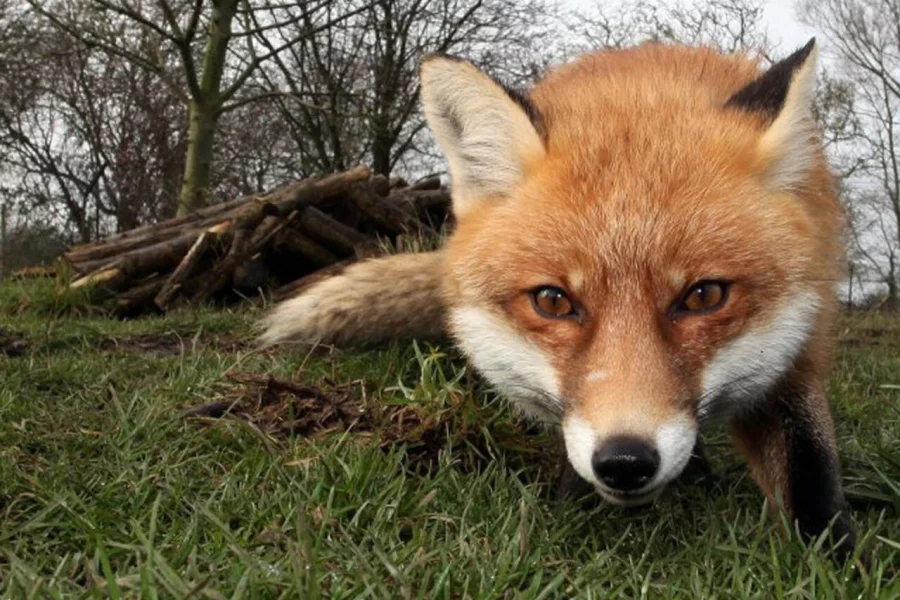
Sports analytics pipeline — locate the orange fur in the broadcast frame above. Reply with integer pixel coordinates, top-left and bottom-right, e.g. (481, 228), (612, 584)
(442, 43), (843, 432)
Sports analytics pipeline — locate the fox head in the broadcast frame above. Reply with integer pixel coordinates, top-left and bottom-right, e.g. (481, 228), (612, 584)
(420, 41), (844, 506)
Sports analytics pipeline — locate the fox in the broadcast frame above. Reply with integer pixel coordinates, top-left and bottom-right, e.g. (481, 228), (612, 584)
(261, 39), (856, 556)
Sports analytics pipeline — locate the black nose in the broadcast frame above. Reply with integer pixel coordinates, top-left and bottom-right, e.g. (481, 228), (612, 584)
(592, 436), (660, 491)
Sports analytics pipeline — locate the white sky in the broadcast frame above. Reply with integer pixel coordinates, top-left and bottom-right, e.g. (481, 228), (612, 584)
(761, 0), (818, 51)
(562, 0), (820, 54)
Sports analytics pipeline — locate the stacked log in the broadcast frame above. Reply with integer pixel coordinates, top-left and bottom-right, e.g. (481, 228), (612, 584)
(61, 166), (450, 315)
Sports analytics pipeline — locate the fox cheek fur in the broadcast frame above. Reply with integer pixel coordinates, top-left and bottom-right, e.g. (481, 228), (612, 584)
(262, 40), (856, 557)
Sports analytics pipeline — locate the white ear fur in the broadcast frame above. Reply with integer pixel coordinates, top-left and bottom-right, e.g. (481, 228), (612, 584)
(757, 42), (820, 192)
(420, 57), (544, 216)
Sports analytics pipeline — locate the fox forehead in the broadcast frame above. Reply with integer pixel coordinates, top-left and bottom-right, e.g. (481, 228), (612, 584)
(445, 48), (829, 300)
(448, 164), (812, 307)
(531, 44), (766, 153)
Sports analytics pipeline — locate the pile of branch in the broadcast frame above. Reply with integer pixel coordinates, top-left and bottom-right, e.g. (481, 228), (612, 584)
(61, 166), (450, 315)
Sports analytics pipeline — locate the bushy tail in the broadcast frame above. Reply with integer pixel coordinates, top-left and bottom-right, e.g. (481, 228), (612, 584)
(259, 251), (446, 348)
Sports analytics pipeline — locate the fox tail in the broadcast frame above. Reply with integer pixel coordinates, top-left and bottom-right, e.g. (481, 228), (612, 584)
(259, 251), (446, 348)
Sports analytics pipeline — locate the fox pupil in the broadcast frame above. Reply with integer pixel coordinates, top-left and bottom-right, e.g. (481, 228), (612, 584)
(533, 287), (573, 318)
(682, 281), (726, 312)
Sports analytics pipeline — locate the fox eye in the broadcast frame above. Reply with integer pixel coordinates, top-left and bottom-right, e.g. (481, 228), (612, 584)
(676, 281), (730, 315)
(531, 286), (578, 319)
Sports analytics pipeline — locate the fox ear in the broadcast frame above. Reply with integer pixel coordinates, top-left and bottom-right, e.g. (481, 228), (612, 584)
(726, 38), (820, 192)
(420, 55), (545, 216)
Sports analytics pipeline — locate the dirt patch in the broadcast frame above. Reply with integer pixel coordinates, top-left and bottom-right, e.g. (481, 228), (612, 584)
(99, 332), (250, 356)
(839, 327), (895, 348)
(184, 372), (546, 472)
(0, 328), (28, 357)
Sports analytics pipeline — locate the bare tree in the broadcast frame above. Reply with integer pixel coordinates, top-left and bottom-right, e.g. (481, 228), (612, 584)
(574, 0), (773, 58)
(28, 0), (372, 215)
(801, 0), (900, 307)
(255, 0), (555, 179)
(0, 15), (185, 242)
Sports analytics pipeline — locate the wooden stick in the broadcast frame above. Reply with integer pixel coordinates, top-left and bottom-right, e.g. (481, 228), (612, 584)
(153, 222), (227, 310)
(65, 194), (249, 257)
(297, 206), (375, 255)
(71, 266), (125, 289)
(348, 182), (423, 235)
(187, 210), (302, 307)
(273, 229), (341, 268)
(69, 225), (226, 291)
(115, 276), (165, 314)
(406, 175), (442, 192)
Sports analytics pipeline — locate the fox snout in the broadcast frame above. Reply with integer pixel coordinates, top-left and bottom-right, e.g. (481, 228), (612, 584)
(563, 413), (698, 506)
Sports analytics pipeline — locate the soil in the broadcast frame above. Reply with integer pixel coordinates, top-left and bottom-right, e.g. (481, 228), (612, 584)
(183, 372), (529, 472)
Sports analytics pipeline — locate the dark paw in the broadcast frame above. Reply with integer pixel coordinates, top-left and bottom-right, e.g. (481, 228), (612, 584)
(799, 509), (857, 563)
(825, 512), (857, 563)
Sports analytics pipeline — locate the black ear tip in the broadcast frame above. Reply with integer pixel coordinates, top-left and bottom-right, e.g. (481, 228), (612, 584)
(725, 36), (819, 116)
(798, 37), (817, 59)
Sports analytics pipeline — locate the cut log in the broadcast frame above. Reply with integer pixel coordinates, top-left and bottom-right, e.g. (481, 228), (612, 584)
(297, 206), (375, 255)
(186, 227), (251, 306)
(65, 194), (249, 259)
(389, 176), (409, 189)
(370, 174), (391, 197)
(389, 189), (451, 218)
(116, 276), (165, 314)
(153, 222), (228, 310)
(64, 205), (250, 269)
(232, 165), (370, 229)
(407, 175), (442, 192)
(188, 211), (301, 306)
(66, 227), (188, 271)
(71, 265), (126, 290)
(72, 225), (230, 291)
(273, 229), (341, 268)
(57, 165), (449, 316)
(348, 183), (424, 235)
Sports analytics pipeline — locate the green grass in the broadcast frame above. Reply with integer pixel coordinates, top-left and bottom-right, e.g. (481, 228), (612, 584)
(1, 278), (899, 598)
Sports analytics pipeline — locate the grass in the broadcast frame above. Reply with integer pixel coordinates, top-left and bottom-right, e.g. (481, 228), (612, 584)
(1, 278), (899, 598)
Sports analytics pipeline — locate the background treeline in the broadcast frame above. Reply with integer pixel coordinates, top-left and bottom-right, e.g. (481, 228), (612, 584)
(0, 0), (897, 307)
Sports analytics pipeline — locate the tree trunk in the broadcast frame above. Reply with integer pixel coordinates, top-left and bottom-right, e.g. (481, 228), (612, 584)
(178, 103), (218, 216)
(176, 0), (239, 216)
(0, 202), (6, 278)
(886, 253), (899, 312)
(370, 0), (398, 177)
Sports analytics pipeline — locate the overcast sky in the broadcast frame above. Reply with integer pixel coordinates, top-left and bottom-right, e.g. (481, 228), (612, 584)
(562, 0), (820, 54)
(761, 0), (818, 50)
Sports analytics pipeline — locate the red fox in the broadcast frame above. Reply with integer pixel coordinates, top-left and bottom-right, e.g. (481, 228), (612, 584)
(261, 39), (855, 555)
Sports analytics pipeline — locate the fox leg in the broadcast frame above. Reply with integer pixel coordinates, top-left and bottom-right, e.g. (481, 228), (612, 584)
(730, 376), (856, 558)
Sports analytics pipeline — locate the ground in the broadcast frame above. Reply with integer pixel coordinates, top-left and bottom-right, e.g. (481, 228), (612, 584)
(1, 279), (899, 599)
